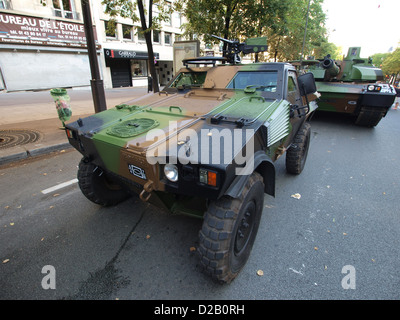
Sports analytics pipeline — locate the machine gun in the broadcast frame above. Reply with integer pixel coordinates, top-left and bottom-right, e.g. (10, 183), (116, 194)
(210, 35), (268, 64)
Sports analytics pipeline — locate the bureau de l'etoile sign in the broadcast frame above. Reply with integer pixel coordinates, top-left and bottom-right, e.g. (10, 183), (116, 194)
(0, 12), (99, 48)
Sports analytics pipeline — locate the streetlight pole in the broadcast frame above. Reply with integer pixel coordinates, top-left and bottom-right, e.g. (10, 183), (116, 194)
(81, 0), (107, 113)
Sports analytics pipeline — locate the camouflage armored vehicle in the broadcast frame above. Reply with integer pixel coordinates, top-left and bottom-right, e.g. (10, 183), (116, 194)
(297, 47), (396, 127)
(65, 36), (318, 283)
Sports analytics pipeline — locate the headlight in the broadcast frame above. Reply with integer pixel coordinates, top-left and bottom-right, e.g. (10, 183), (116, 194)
(164, 164), (178, 182)
(367, 85), (382, 92)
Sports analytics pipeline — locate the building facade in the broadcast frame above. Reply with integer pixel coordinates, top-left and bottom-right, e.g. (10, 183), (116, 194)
(0, 0), (185, 91)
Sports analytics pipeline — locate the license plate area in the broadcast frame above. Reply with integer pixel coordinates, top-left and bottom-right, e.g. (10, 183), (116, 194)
(128, 164), (147, 180)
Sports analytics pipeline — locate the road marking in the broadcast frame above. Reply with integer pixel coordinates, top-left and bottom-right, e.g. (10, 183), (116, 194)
(41, 178), (78, 194)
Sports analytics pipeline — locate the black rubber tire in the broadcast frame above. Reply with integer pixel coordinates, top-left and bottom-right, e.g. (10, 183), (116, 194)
(77, 159), (130, 207)
(198, 172), (264, 284)
(286, 122), (311, 174)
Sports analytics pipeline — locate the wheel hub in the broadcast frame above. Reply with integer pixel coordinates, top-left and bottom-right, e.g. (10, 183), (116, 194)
(234, 202), (255, 255)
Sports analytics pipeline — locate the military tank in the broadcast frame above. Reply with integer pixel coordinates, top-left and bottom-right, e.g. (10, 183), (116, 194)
(299, 47), (396, 127)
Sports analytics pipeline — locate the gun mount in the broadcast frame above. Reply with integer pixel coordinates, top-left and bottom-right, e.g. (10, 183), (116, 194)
(211, 35), (268, 64)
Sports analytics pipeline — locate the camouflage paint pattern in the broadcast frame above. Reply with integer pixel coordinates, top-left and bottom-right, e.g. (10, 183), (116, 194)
(299, 47), (396, 124)
(66, 62), (316, 215)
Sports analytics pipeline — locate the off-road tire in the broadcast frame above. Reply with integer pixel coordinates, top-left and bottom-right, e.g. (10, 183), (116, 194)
(77, 159), (130, 206)
(286, 122), (311, 174)
(198, 172), (264, 284)
(355, 107), (384, 127)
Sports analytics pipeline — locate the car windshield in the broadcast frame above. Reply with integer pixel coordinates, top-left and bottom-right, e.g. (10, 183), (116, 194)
(226, 71), (278, 92)
(168, 72), (207, 88)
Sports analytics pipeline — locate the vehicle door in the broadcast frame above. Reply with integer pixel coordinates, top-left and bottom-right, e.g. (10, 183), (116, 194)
(286, 70), (305, 144)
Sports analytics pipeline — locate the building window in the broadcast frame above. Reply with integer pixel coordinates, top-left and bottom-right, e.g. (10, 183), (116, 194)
(0, 0), (10, 9)
(122, 24), (133, 40)
(166, 2), (172, 26)
(105, 21), (116, 38)
(164, 32), (171, 45)
(153, 30), (160, 43)
(52, 0), (79, 20)
(138, 29), (146, 42)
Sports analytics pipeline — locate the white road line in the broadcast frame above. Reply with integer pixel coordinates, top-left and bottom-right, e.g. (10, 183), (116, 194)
(41, 178), (78, 194)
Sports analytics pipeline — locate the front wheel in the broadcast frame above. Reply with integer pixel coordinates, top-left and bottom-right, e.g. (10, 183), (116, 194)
(77, 159), (131, 206)
(286, 122), (311, 174)
(198, 172), (264, 284)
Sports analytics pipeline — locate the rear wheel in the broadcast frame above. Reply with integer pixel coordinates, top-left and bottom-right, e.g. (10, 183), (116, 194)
(198, 172), (264, 284)
(77, 159), (130, 206)
(286, 122), (311, 174)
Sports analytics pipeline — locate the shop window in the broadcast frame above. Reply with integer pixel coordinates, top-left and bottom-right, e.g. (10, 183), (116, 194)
(164, 32), (171, 45)
(153, 30), (160, 43)
(122, 24), (133, 40)
(131, 60), (148, 77)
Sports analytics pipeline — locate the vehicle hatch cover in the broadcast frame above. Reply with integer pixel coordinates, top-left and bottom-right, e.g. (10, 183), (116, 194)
(106, 118), (159, 138)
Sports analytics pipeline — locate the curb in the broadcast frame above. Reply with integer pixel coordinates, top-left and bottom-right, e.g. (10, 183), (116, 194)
(0, 142), (72, 166)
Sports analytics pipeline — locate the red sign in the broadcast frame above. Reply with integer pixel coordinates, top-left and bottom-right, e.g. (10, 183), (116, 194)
(0, 12), (99, 48)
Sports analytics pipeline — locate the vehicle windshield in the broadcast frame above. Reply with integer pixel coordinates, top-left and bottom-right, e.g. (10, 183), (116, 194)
(168, 72), (207, 88)
(226, 71), (278, 92)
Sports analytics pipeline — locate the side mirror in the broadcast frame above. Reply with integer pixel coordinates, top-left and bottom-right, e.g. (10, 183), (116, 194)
(298, 72), (317, 96)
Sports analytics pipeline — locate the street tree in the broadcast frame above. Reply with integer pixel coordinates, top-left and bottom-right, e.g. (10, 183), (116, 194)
(180, 0), (246, 58)
(312, 40), (342, 60)
(181, 0), (328, 62)
(381, 47), (400, 83)
(102, 0), (174, 92)
(267, 0), (327, 61)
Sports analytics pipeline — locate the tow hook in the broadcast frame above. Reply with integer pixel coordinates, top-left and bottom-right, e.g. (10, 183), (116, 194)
(140, 180), (154, 202)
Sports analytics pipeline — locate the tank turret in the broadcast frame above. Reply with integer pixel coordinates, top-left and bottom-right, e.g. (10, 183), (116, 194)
(339, 47), (384, 82)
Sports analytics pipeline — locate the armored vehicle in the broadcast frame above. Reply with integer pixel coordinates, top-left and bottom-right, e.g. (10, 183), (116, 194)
(297, 47), (396, 127)
(65, 36), (318, 283)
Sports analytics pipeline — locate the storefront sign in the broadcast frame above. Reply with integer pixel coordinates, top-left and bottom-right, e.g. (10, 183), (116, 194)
(0, 12), (98, 48)
(104, 48), (159, 60)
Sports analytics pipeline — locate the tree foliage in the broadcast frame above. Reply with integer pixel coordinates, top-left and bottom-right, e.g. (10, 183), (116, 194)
(371, 47), (400, 81)
(381, 47), (400, 79)
(181, 0), (331, 61)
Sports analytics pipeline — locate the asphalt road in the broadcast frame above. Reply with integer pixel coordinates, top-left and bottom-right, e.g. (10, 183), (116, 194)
(1, 109), (399, 301)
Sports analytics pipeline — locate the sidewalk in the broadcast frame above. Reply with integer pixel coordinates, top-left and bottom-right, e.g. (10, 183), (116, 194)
(0, 86), (148, 166)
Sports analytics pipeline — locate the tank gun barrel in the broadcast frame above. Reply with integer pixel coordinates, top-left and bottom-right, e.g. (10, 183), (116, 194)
(321, 55), (340, 79)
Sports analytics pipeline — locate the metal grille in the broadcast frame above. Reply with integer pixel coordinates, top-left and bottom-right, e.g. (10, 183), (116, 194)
(266, 103), (290, 147)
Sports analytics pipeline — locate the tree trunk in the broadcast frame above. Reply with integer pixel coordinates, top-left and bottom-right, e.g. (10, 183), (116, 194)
(137, 0), (159, 93)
